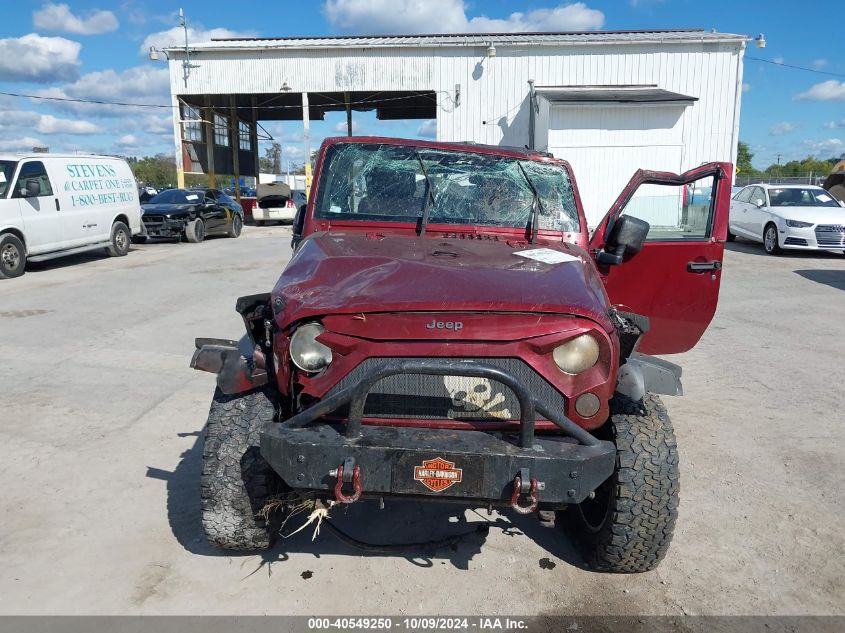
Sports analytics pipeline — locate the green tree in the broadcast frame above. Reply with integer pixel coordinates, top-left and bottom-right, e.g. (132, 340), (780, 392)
(127, 153), (177, 187)
(736, 141), (757, 175)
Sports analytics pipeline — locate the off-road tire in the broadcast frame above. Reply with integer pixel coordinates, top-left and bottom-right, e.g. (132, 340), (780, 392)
(0, 233), (26, 279)
(228, 214), (243, 238)
(107, 221), (131, 257)
(763, 223), (781, 255)
(561, 393), (679, 573)
(201, 387), (281, 550)
(185, 218), (205, 243)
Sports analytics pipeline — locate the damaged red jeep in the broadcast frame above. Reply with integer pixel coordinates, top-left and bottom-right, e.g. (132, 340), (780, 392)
(193, 137), (731, 572)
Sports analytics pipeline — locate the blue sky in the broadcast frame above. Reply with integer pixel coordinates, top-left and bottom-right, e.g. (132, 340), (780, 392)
(1, 0), (843, 170)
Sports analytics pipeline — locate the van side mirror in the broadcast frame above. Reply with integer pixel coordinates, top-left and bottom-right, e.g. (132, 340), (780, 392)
(597, 215), (650, 265)
(291, 205), (306, 250)
(20, 179), (40, 198)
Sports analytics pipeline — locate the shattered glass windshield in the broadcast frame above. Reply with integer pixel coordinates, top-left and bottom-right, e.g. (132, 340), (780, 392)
(314, 143), (580, 232)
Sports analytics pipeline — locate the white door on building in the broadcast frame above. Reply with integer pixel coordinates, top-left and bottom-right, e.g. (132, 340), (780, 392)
(546, 105), (686, 228)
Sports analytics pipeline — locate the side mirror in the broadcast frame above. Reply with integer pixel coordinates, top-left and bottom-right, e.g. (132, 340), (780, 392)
(20, 179), (40, 198)
(291, 205), (306, 250)
(597, 215), (650, 265)
(754, 198), (765, 208)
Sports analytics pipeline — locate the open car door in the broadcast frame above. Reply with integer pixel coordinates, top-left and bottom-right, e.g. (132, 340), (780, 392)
(589, 162), (733, 355)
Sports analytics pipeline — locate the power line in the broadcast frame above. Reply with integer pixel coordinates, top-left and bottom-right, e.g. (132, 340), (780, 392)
(745, 55), (845, 79)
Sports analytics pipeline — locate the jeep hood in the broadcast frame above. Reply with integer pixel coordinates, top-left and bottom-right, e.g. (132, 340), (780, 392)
(273, 232), (613, 332)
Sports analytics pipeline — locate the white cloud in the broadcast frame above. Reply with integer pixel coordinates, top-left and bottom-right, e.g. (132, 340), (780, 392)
(0, 33), (81, 82)
(773, 56), (784, 65)
(36, 114), (99, 135)
(812, 59), (828, 69)
(741, 83), (750, 93)
(333, 120), (361, 133)
(35, 65), (170, 116)
(141, 26), (252, 55)
(0, 136), (48, 152)
(33, 3), (118, 35)
(769, 122), (796, 136)
(796, 80), (845, 102)
(417, 119), (436, 138)
(116, 134), (138, 147)
(803, 138), (843, 155)
(323, 0), (604, 34)
(824, 118), (845, 130)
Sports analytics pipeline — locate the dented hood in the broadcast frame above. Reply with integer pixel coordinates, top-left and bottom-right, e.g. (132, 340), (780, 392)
(273, 232), (613, 331)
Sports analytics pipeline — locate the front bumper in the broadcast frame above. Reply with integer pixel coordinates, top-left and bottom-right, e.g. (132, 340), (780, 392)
(259, 358), (616, 506)
(142, 215), (187, 237)
(780, 224), (845, 250)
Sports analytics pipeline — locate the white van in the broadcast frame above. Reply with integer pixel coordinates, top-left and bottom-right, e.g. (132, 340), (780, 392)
(0, 153), (143, 279)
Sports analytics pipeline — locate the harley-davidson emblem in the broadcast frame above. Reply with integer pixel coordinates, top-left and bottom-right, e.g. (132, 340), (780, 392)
(413, 457), (463, 492)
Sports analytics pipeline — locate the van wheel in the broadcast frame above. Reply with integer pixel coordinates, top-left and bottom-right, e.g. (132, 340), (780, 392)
(185, 218), (205, 243)
(0, 233), (26, 279)
(107, 221), (131, 257)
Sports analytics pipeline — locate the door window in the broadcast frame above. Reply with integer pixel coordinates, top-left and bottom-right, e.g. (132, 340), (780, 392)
(734, 187), (753, 203)
(13, 161), (53, 198)
(617, 175), (716, 240)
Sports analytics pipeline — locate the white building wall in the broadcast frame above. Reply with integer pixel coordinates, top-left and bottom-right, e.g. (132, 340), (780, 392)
(171, 39), (744, 225)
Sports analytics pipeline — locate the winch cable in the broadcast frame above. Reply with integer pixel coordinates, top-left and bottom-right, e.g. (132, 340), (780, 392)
(321, 518), (489, 554)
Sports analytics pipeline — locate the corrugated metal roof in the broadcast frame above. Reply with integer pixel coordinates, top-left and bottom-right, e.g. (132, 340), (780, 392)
(170, 29), (748, 52)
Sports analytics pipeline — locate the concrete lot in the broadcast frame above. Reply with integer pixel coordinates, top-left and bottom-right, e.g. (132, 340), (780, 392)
(0, 227), (842, 615)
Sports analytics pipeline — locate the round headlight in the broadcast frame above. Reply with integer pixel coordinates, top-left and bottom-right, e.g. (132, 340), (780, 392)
(289, 322), (332, 372)
(553, 334), (600, 374)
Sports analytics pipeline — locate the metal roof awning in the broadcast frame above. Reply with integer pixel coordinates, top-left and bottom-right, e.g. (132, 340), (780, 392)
(535, 85), (697, 106)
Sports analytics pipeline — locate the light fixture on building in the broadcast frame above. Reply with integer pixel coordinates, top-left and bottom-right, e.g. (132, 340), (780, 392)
(280, 82), (291, 92)
(755, 33), (766, 49)
(486, 43), (496, 58)
(148, 46), (160, 61)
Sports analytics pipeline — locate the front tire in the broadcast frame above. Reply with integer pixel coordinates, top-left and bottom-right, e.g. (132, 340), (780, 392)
(763, 223), (781, 255)
(726, 228), (736, 242)
(107, 221), (130, 257)
(0, 233), (26, 279)
(201, 387), (282, 550)
(185, 218), (205, 243)
(560, 393), (679, 573)
(228, 214), (243, 238)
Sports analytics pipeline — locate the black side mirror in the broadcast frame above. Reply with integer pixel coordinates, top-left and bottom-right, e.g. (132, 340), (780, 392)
(21, 179), (40, 198)
(291, 205), (306, 250)
(597, 215), (650, 265)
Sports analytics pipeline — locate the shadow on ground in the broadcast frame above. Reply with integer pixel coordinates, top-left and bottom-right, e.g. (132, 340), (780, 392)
(147, 428), (588, 575)
(794, 269), (845, 291)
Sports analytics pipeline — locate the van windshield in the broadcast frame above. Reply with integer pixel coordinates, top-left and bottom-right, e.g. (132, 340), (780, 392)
(313, 143), (580, 233)
(0, 160), (17, 197)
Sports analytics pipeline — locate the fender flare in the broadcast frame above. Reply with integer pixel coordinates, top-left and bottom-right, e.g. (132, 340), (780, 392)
(615, 353), (683, 402)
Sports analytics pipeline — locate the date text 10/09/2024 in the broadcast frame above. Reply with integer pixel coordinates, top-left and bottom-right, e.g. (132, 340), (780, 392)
(308, 618), (528, 630)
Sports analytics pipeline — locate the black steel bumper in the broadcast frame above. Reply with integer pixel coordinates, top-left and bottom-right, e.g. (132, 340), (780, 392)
(260, 359), (616, 506)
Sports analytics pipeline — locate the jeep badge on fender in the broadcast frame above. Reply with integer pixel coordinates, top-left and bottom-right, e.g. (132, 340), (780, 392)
(192, 136), (732, 572)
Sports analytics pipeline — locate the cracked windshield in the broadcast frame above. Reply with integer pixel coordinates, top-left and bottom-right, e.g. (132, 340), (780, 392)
(314, 143), (580, 233)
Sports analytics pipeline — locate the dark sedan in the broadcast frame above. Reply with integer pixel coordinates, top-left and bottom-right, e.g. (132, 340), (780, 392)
(138, 188), (243, 243)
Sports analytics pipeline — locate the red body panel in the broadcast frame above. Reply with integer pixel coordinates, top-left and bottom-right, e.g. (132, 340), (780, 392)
(590, 163), (733, 355)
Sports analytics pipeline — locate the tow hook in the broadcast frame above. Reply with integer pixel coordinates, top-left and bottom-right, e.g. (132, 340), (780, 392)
(330, 456), (362, 504)
(510, 468), (540, 514)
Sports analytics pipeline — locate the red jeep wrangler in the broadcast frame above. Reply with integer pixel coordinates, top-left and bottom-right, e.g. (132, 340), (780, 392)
(193, 137), (731, 573)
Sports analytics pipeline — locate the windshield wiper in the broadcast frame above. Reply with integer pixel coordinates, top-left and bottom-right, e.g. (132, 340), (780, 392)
(415, 150), (435, 236)
(517, 161), (543, 243)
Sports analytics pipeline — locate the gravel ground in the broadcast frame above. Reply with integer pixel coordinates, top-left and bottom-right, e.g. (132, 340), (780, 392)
(0, 227), (842, 616)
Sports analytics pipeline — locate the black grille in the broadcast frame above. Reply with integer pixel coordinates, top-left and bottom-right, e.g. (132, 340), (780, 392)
(142, 215), (165, 226)
(325, 357), (565, 421)
(784, 237), (808, 246)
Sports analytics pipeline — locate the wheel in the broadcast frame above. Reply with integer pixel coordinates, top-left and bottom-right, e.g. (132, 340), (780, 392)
(106, 221), (131, 257)
(228, 214), (243, 238)
(254, 220), (266, 227)
(185, 218), (205, 243)
(763, 223), (781, 255)
(0, 233), (26, 279)
(726, 228), (736, 242)
(131, 235), (147, 244)
(560, 393), (679, 573)
(201, 387), (284, 550)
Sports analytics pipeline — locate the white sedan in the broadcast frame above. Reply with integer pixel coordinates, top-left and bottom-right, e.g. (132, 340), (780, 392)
(728, 184), (845, 255)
